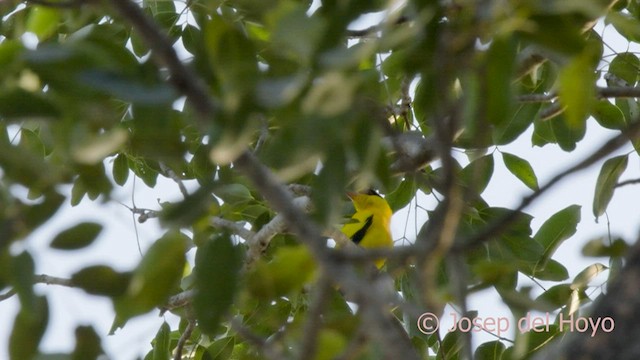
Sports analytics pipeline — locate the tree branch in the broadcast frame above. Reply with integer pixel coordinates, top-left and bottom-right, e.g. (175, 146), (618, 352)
(456, 122), (640, 252)
(103, 0), (219, 125)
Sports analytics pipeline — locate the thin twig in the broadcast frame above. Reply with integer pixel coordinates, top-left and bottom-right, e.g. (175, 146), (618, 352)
(173, 319), (196, 360)
(1, 274), (75, 302)
(616, 178), (640, 188)
(159, 162), (189, 198)
(162, 289), (196, 313)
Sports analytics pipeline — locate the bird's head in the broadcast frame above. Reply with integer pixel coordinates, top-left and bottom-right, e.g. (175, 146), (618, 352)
(346, 189), (392, 216)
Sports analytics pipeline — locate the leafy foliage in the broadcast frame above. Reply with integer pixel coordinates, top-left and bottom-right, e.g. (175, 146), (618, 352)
(0, 0), (638, 359)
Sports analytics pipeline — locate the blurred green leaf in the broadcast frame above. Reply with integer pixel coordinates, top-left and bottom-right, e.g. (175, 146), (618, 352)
(558, 51), (597, 128)
(71, 265), (131, 297)
(608, 11), (640, 43)
(502, 152), (539, 191)
(533, 205), (581, 271)
(9, 296), (49, 360)
(50, 222), (103, 250)
(112, 153), (130, 186)
(0, 89), (60, 120)
(485, 36), (516, 129)
(593, 155), (628, 220)
(247, 245), (316, 300)
(9, 251), (36, 308)
(204, 15), (259, 110)
(581, 237), (629, 257)
(26, 6), (60, 40)
(72, 325), (104, 360)
(193, 233), (242, 336)
(113, 231), (188, 326)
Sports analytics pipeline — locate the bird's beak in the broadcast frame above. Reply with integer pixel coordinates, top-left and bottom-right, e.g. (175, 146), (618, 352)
(346, 192), (357, 199)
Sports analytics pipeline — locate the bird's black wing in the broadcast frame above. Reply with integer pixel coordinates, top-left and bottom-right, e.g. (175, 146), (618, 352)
(350, 215), (373, 244)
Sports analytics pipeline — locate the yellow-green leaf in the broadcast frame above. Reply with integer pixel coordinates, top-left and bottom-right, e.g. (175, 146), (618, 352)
(502, 152), (539, 190)
(593, 155), (628, 220)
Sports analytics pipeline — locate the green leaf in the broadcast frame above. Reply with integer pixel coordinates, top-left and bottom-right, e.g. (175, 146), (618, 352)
(50, 222), (103, 250)
(572, 263), (607, 289)
(26, 6), (60, 40)
(533, 205), (581, 271)
(9, 251), (36, 308)
(460, 154), (494, 194)
(385, 178), (416, 212)
(485, 36), (516, 128)
(502, 152), (539, 190)
(72, 325), (104, 360)
(247, 245), (316, 300)
(593, 155), (628, 220)
(152, 322), (171, 360)
(204, 15), (259, 109)
(532, 259), (569, 281)
(71, 265), (131, 297)
(206, 337), (235, 359)
(474, 341), (506, 360)
(581, 237), (628, 257)
(193, 233), (242, 335)
(558, 51), (597, 128)
(9, 296), (49, 360)
(0, 89), (60, 120)
(78, 70), (176, 105)
(494, 102), (540, 145)
(608, 11), (640, 43)
(72, 129), (128, 165)
(535, 284), (573, 309)
(113, 231), (188, 325)
(438, 330), (464, 359)
(112, 153), (130, 186)
(609, 52), (640, 86)
(591, 100), (626, 130)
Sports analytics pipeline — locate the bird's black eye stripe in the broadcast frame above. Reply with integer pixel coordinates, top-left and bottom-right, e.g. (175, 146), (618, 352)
(351, 215), (373, 244)
(367, 189), (382, 197)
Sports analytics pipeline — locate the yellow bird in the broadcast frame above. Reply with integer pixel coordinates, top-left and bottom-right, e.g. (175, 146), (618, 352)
(341, 190), (393, 268)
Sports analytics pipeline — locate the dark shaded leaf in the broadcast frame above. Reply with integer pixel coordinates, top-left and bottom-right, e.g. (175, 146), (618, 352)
(71, 265), (131, 297)
(72, 325), (104, 360)
(193, 233), (242, 335)
(533, 205), (581, 271)
(9, 296), (49, 360)
(50, 222), (103, 250)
